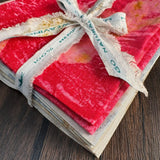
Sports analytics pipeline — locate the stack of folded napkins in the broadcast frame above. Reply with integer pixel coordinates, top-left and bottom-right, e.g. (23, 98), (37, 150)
(0, 0), (160, 157)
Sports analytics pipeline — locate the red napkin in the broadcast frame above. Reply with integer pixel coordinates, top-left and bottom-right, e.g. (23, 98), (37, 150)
(0, 0), (160, 134)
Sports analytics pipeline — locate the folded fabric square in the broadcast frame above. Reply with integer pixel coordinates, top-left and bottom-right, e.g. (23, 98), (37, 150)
(0, 0), (160, 134)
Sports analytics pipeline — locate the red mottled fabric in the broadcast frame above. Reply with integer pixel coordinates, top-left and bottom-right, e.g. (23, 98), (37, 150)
(0, 0), (160, 134)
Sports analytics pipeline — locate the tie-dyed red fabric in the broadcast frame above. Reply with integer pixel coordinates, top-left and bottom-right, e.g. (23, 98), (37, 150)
(0, 0), (160, 134)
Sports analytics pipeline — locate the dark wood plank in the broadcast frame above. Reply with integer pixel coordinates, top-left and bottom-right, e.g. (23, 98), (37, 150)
(39, 123), (97, 160)
(0, 83), (45, 160)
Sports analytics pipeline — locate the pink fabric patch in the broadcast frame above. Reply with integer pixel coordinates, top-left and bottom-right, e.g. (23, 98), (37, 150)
(0, 0), (160, 134)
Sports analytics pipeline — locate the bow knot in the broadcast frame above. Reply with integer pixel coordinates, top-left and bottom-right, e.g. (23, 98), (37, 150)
(0, 0), (148, 105)
(56, 0), (148, 96)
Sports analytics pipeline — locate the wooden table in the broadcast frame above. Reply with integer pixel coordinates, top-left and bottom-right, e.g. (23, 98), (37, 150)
(0, 58), (159, 160)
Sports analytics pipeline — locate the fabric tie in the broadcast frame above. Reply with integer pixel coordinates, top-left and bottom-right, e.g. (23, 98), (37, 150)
(0, 0), (148, 105)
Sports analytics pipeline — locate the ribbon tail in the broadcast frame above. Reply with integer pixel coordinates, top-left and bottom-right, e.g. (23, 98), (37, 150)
(121, 51), (148, 96)
(84, 20), (148, 96)
(0, 13), (74, 42)
(101, 33), (148, 96)
(99, 32), (148, 96)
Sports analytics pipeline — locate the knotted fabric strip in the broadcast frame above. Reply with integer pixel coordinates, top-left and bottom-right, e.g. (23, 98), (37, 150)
(0, 0), (148, 106)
